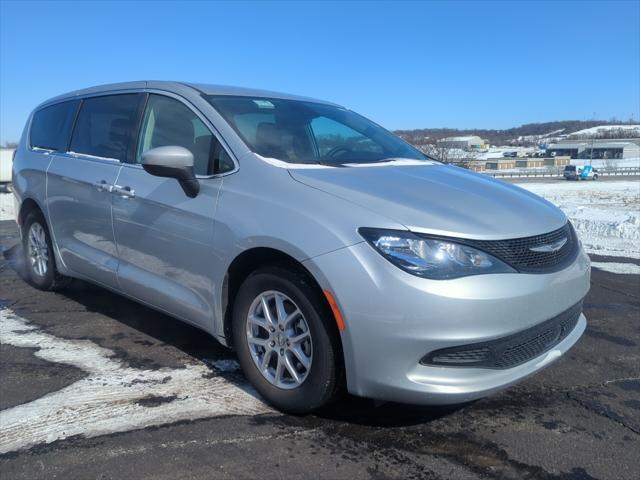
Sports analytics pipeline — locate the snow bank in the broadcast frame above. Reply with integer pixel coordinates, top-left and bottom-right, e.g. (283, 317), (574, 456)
(519, 181), (640, 259)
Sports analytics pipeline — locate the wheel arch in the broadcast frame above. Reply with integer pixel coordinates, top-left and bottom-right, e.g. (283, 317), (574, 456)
(18, 196), (44, 228)
(221, 247), (344, 356)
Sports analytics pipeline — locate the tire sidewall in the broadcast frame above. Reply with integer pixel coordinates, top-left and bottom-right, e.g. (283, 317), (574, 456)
(22, 211), (57, 289)
(232, 267), (340, 413)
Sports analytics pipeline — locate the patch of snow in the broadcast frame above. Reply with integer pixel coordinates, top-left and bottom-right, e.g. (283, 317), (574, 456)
(0, 192), (15, 221)
(0, 308), (271, 454)
(591, 262), (640, 275)
(518, 181), (640, 259)
(567, 125), (640, 138)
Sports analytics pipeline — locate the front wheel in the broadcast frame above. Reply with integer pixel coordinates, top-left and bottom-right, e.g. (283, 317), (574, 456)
(232, 267), (343, 413)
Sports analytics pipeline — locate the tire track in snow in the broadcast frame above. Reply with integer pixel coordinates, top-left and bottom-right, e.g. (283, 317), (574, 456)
(0, 308), (272, 454)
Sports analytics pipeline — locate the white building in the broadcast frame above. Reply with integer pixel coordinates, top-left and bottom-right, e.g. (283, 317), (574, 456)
(437, 135), (487, 150)
(547, 139), (640, 159)
(0, 148), (15, 183)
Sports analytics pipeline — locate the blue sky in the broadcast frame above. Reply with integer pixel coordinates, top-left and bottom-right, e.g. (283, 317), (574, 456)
(1, 0), (638, 143)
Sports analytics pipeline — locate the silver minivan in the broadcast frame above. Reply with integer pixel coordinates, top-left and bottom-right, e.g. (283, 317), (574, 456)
(12, 82), (590, 413)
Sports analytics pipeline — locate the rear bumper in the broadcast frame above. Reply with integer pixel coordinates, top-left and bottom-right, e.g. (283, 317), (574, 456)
(304, 241), (591, 405)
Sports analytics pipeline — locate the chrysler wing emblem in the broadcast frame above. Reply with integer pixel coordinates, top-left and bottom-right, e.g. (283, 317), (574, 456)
(529, 237), (568, 253)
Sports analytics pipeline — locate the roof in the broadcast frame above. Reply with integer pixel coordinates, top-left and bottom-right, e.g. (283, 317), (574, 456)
(439, 135), (484, 142)
(37, 81), (338, 109)
(185, 82), (338, 105)
(548, 139), (640, 149)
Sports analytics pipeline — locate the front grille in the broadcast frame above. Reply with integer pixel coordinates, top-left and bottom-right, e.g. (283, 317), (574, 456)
(421, 300), (583, 369)
(461, 222), (578, 273)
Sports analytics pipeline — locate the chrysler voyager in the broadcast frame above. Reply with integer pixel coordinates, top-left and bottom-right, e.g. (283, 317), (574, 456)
(11, 82), (590, 413)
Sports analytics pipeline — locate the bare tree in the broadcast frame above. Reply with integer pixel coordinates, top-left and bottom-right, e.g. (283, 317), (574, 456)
(420, 143), (479, 169)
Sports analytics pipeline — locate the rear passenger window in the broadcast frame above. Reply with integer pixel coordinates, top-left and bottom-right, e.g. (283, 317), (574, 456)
(136, 94), (234, 175)
(30, 101), (79, 151)
(70, 94), (140, 161)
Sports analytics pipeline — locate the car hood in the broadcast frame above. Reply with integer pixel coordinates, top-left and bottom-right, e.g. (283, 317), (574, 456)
(289, 164), (566, 240)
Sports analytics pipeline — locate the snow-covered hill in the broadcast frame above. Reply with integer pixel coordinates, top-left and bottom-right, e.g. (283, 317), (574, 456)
(567, 125), (640, 139)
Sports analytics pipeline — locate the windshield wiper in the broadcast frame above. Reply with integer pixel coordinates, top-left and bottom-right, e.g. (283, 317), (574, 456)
(315, 160), (349, 168)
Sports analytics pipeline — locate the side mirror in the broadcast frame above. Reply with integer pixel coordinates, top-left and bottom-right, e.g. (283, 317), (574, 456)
(141, 146), (200, 198)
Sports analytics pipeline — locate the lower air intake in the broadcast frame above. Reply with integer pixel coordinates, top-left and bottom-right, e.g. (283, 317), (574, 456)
(421, 301), (583, 369)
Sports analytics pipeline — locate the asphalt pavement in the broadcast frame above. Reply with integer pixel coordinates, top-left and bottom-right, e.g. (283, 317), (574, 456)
(0, 218), (638, 480)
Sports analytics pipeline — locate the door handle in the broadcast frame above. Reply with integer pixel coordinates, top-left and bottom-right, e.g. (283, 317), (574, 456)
(93, 180), (113, 193)
(113, 185), (136, 198)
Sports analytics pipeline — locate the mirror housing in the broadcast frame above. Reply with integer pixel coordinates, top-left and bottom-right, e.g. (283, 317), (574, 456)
(141, 146), (200, 198)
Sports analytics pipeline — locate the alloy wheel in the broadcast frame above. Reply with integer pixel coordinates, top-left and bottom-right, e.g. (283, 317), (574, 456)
(28, 222), (48, 277)
(245, 290), (313, 389)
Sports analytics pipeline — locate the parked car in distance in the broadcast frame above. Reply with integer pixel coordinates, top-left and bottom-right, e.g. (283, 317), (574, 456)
(502, 151), (518, 158)
(564, 164), (598, 181)
(12, 82), (591, 413)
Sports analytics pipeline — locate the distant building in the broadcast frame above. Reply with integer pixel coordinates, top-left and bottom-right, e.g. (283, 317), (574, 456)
(437, 135), (487, 150)
(1, 148), (15, 183)
(546, 139), (640, 159)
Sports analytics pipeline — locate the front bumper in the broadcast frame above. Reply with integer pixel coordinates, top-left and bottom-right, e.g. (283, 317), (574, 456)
(304, 241), (591, 405)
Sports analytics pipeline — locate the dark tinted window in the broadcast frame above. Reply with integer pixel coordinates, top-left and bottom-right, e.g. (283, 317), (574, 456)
(30, 101), (79, 151)
(137, 94), (234, 175)
(70, 94), (140, 161)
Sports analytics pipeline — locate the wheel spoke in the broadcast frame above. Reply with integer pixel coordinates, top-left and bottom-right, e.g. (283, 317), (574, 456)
(274, 355), (285, 385)
(274, 294), (287, 324)
(260, 348), (273, 371)
(289, 345), (311, 370)
(260, 297), (276, 327)
(248, 313), (269, 332)
(284, 309), (302, 327)
(290, 330), (310, 345)
(283, 353), (301, 383)
(247, 336), (268, 348)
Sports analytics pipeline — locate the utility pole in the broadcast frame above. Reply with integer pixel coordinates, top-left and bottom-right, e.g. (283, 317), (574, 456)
(589, 112), (595, 166)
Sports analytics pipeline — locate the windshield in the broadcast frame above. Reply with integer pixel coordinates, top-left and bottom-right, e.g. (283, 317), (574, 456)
(205, 95), (427, 165)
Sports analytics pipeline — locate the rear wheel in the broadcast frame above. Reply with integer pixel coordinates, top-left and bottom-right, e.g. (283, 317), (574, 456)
(232, 266), (342, 413)
(21, 210), (70, 290)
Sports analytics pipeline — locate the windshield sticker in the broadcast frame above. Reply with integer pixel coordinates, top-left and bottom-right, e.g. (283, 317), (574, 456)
(253, 100), (275, 109)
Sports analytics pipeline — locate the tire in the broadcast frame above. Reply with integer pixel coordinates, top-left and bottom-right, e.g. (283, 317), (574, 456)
(21, 210), (71, 290)
(232, 266), (343, 414)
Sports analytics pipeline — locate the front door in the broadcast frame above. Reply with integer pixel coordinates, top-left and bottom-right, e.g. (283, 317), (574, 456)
(112, 93), (233, 329)
(46, 93), (142, 288)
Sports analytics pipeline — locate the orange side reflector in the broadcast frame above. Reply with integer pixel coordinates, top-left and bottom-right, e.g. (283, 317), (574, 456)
(323, 290), (346, 331)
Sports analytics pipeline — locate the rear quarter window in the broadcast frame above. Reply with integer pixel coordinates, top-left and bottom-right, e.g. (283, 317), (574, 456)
(30, 100), (79, 151)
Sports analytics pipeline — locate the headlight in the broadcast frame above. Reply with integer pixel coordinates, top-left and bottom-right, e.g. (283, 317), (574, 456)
(359, 228), (515, 279)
